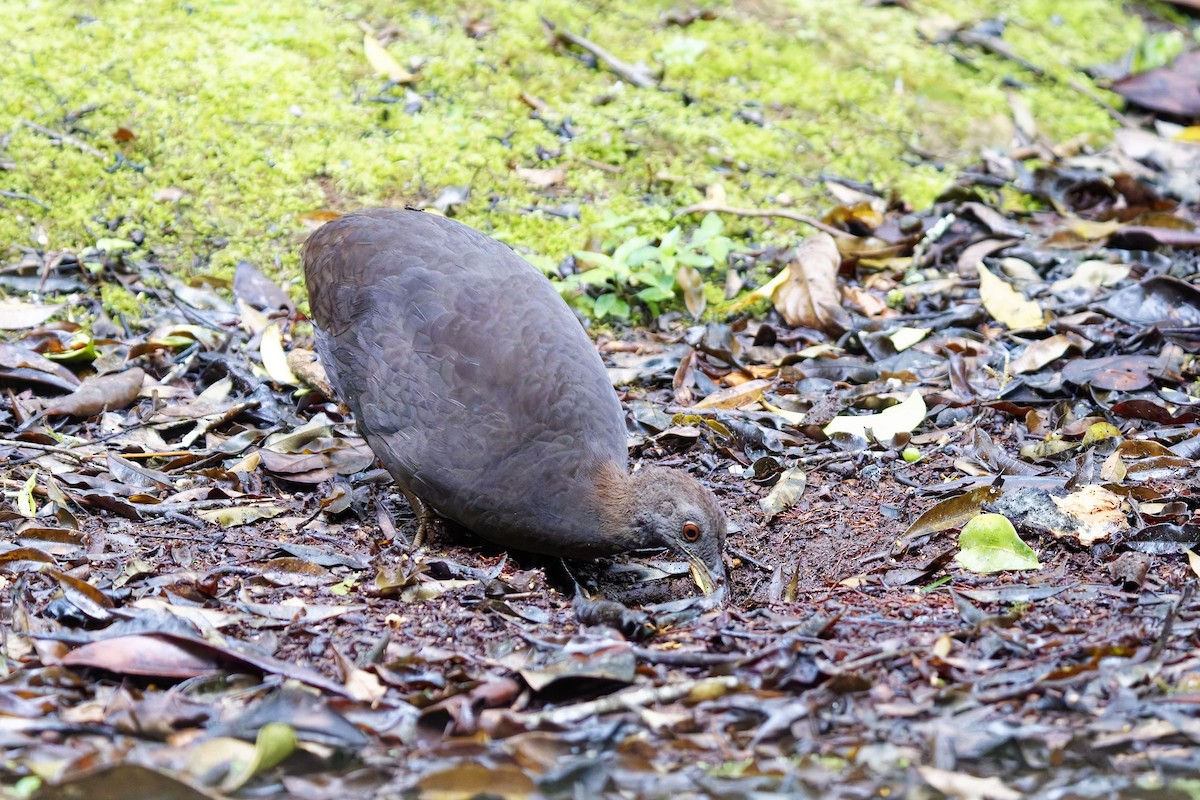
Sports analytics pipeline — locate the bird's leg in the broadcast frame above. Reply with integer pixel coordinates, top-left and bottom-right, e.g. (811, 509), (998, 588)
(398, 487), (437, 549)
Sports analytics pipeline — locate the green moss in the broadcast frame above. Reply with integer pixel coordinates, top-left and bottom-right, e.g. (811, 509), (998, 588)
(0, 0), (1146, 312)
(99, 283), (144, 321)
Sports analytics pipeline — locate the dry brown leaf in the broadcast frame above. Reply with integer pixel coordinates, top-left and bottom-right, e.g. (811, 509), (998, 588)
(692, 378), (770, 410)
(841, 285), (892, 318)
(676, 263), (706, 319)
(288, 347), (334, 396)
(44, 367), (145, 418)
(261, 323), (299, 386)
(60, 634), (220, 678)
(0, 300), (62, 330)
(514, 165), (567, 187)
(773, 233), (849, 334)
(1010, 334), (1076, 374)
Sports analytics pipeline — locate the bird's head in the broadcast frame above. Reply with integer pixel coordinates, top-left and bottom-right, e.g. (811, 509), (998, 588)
(625, 465), (728, 602)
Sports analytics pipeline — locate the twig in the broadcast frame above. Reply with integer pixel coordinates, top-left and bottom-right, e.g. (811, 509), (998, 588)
(134, 498), (280, 516)
(630, 646), (742, 666)
(676, 200), (852, 239)
(728, 546), (772, 572)
(542, 18), (657, 88)
(577, 156), (623, 174)
(2, 439), (100, 465)
(952, 30), (1132, 127)
(0, 191), (49, 211)
(19, 119), (106, 159)
(511, 675), (739, 727)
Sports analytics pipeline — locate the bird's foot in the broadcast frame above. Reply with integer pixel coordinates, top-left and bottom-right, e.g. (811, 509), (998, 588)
(571, 584), (657, 642)
(400, 488), (438, 549)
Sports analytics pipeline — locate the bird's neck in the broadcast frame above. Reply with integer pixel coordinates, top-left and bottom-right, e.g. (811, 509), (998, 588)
(587, 459), (646, 551)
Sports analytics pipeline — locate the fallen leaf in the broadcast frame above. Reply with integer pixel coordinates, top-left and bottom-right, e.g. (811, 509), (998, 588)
(955, 513), (1041, 573)
(44, 367), (145, 418)
(261, 323), (299, 386)
(221, 723), (297, 792)
(60, 634), (220, 678)
(364, 32), (416, 83)
(692, 379), (770, 410)
(977, 264), (1046, 330)
(918, 765), (1021, 800)
(758, 466), (807, 521)
(1051, 485), (1129, 546)
(676, 263), (706, 319)
(197, 504), (287, 527)
(1049, 260), (1131, 293)
(824, 390), (927, 443)
(895, 484), (1004, 553)
(773, 233), (849, 334)
(0, 300), (62, 330)
(514, 165), (567, 187)
(1010, 334), (1079, 374)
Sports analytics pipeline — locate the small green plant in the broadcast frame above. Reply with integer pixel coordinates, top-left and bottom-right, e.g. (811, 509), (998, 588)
(563, 212), (735, 320)
(1130, 30), (1184, 74)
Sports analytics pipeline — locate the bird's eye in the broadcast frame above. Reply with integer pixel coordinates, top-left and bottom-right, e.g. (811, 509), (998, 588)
(682, 522), (701, 542)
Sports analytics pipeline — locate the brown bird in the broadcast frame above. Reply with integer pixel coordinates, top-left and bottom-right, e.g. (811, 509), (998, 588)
(303, 209), (727, 598)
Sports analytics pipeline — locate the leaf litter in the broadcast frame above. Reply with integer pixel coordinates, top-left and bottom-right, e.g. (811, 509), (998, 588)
(4, 42), (1200, 800)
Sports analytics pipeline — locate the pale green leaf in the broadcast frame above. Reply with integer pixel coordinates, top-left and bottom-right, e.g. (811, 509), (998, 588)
(955, 513), (1041, 573)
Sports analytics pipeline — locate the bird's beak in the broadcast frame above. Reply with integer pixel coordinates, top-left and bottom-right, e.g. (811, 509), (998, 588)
(687, 554), (727, 604)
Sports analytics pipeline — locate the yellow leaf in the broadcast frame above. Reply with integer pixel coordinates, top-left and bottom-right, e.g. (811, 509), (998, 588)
(261, 323), (299, 386)
(1174, 126), (1200, 143)
(364, 33), (415, 83)
(17, 470), (38, 518)
(977, 264), (1046, 330)
(888, 326), (929, 352)
(692, 379), (770, 410)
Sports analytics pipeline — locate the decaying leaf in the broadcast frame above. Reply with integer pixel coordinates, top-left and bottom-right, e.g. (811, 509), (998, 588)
(30, 765), (219, 800)
(43, 367), (145, 418)
(287, 347), (335, 396)
(1050, 260), (1131, 293)
(0, 300), (63, 330)
(758, 466), (807, 522)
(196, 503), (287, 527)
(692, 378), (770, 410)
(1050, 485), (1129, 546)
(60, 634), (221, 678)
(895, 484), (1005, 553)
(1010, 334), (1085, 374)
(676, 263), (706, 319)
(514, 165), (567, 187)
(773, 233), (850, 334)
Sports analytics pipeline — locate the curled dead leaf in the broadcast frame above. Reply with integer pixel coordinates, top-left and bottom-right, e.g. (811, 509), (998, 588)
(514, 165), (567, 187)
(44, 367), (145, 418)
(773, 233), (850, 334)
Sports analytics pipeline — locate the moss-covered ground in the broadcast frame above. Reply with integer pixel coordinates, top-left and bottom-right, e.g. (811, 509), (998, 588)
(2, 0), (1144, 303)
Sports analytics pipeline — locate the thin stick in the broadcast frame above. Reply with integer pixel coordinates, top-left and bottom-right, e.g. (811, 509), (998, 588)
(676, 201), (852, 239)
(542, 19), (657, 89)
(19, 119), (106, 159)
